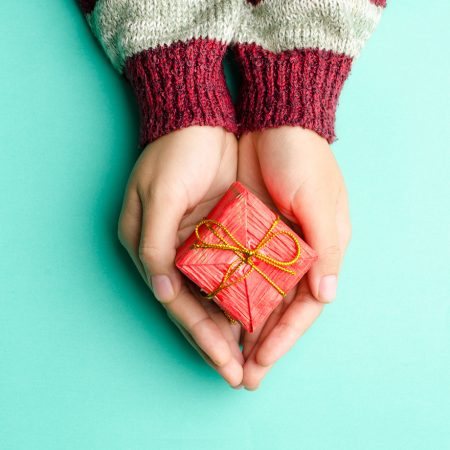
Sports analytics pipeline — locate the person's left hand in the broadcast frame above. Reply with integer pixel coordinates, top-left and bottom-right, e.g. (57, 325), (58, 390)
(237, 126), (352, 389)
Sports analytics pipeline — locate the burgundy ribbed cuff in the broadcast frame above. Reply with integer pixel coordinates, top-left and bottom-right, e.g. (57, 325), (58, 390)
(124, 37), (238, 149)
(233, 44), (353, 143)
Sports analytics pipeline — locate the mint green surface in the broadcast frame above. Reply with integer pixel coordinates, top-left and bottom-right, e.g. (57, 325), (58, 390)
(1, 2), (449, 449)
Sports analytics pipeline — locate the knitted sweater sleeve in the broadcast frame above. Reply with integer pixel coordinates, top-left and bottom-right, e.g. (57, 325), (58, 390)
(76, 1), (238, 149)
(233, 0), (387, 143)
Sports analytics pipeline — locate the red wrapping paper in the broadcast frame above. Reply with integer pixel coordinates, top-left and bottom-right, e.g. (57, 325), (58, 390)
(175, 182), (317, 333)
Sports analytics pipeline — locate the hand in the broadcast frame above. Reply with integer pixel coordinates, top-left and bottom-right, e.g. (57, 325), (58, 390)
(237, 126), (352, 389)
(117, 126), (243, 387)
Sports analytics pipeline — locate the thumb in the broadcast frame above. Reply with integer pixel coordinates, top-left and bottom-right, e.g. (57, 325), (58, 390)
(139, 188), (185, 303)
(293, 192), (340, 303)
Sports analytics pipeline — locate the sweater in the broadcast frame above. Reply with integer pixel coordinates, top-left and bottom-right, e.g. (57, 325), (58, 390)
(77, 1), (386, 148)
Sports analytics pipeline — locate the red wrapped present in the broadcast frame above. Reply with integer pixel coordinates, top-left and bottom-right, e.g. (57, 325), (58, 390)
(175, 182), (317, 333)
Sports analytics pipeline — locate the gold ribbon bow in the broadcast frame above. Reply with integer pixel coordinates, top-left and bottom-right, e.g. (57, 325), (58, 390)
(192, 216), (301, 300)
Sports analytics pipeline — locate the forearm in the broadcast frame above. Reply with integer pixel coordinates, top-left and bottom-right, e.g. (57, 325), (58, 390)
(233, 0), (387, 143)
(76, 0), (240, 148)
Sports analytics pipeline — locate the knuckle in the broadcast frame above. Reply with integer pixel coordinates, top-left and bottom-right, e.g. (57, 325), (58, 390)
(138, 244), (163, 266)
(275, 321), (299, 339)
(147, 183), (178, 206)
(320, 244), (341, 266)
(190, 316), (212, 336)
(323, 244), (341, 258)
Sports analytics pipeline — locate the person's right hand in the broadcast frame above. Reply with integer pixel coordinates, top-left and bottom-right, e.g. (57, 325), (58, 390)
(117, 126), (243, 387)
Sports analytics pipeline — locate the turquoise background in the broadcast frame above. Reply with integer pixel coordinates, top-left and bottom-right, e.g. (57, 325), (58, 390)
(1, 1), (449, 449)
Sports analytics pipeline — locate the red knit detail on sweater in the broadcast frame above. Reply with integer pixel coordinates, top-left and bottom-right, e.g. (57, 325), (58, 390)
(247, 0), (386, 6)
(233, 44), (353, 144)
(76, 0), (97, 15)
(124, 38), (237, 149)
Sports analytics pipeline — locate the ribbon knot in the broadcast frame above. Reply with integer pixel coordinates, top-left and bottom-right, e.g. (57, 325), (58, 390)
(192, 216), (301, 299)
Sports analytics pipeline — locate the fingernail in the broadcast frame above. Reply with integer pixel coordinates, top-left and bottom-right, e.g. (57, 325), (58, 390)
(319, 275), (338, 302)
(232, 383), (243, 390)
(150, 275), (174, 302)
(244, 386), (258, 391)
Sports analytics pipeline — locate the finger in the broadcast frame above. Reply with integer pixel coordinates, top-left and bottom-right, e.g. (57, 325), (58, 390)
(242, 325), (264, 361)
(255, 285), (323, 367)
(242, 287), (323, 390)
(119, 194), (239, 378)
(166, 285), (234, 368)
(292, 188), (341, 303)
(122, 189), (235, 370)
(117, 188), (147, 281)
(200, 305), (244, 385)
(186, 281), (244, 365)
(202, 300), (244, 365)
(139, 186), (186, 302)
(242, 297), (286, 360)
(167, 311), (243, 387)
(139, 191), (235, 370)
(241, 299), (289, 390)
(166, 310), (209, 360)
(336, 187), (352, 261)
(231, 320), (242, 345)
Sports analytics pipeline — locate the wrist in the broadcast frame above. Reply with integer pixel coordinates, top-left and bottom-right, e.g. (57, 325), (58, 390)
(125, 38), (238, 149)
(234, 45), (352, 144)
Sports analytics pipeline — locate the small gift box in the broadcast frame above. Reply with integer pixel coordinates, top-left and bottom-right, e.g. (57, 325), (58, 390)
(175, 182), (317, 333)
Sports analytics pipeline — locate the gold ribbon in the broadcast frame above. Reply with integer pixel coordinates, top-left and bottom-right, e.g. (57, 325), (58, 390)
(192, 216), (301, 300)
